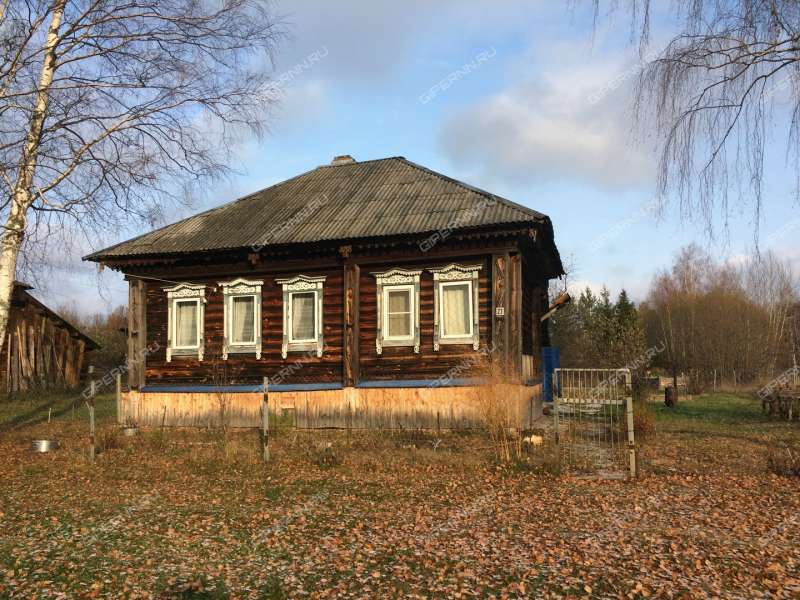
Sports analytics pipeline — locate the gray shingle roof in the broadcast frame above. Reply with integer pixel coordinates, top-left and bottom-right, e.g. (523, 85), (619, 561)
(84, 157), (550, 261)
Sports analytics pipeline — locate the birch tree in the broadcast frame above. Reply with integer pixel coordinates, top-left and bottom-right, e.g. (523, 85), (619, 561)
(0, 0), (282, 356)
(592, 1), (800, 233)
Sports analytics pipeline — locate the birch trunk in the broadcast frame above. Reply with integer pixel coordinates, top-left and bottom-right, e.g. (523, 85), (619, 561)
(0, 2), (64, 350)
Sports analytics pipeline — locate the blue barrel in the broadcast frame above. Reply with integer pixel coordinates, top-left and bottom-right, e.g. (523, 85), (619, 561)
(541, 346), (560, 402)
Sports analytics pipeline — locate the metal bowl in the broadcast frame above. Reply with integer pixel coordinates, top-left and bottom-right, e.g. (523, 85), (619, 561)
(30, 439), (60, 453)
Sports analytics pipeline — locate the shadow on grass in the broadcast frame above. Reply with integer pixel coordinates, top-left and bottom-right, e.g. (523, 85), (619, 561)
(0, 392), (115, 433)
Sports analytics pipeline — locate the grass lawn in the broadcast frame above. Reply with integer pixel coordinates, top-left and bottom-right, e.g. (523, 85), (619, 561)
(0, 391), (798, 598)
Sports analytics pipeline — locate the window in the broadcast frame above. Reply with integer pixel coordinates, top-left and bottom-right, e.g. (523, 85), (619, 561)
(385, 286), (413, 339)
(290, 291), (317, 342)
(231, 297), (255, 344)
(440, 282), (472, 338)
(372, 269), (421, 354)
(164, 283), (206, 361)
(276, 275), (326, 358)
(219, 278), (263, 359)
(430, 264), (482, 351)
(174, 299), (200, 348)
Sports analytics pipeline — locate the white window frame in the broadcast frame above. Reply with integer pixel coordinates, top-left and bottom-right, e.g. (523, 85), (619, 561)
(164, 283), (206, 362)
(383, 284), (415, 342)
(288, 290), (320, 344)
(438, 280), (474, 340)
(275, 275), (326, 358)
(371, 268), (422, 354)
(219, 278), (263, 359)
(429, 264), (482, 351)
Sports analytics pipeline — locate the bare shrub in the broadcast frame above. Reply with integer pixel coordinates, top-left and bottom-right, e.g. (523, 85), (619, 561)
(620, 401), (655, 441)
(308, 442), (341, 469)
(97, 428), (123, 453)
(767, 445), (800, 478)
(473, 359), (530, 464)
(514, 443), (562, 476)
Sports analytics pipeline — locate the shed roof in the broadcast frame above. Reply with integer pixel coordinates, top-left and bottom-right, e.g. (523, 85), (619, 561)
(84, 156), (552, 261)
(12, 282), (100, 350)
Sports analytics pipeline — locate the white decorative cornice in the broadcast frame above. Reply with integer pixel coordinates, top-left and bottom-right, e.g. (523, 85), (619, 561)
(276, 274), (326, 292)
(164, 283), (206, 299)
(429, 263), (482, 281)
(371, 268), (422, 285)
(219, 278), (263, 296)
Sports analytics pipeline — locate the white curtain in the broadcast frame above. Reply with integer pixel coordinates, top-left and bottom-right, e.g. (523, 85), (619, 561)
(386, 289), (411, 337)
(442, 284), (470, 336)
(292, 292), (315, 340)
(175, 301), (197, 347)
(232, 296), (255, 343)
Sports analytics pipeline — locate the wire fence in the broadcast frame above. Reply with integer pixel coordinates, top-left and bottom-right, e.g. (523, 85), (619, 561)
(553, 368), (635, 478)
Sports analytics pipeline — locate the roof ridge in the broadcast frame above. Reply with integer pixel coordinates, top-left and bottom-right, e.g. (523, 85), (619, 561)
(317, 156), (406, 168)
(396, 158), (545, 220)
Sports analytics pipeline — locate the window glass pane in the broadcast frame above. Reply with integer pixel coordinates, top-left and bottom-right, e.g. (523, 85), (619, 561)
(175, 301), (197, 347)
(442, 284), (471, 337)
(386, 289), (411, 337)
(387, 289), (410, 314)
(291, 292), (316, 340)
(388, 313), (411, 337)
(231, 296), (255, 343)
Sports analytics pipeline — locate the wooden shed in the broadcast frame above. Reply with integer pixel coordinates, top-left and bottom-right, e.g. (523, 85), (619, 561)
(84, 155), (563, 428)
(0, 282), (99, 393)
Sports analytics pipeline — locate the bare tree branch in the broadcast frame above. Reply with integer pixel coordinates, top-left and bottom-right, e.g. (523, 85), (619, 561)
(0, 0), (284, 353)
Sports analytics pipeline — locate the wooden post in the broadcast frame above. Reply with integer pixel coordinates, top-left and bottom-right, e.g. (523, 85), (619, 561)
(626, 395), (636, 478)
(343, 260), (360, 387)
(261, 376), (269, 462)
(553, 378), (560, 446)
(508, 253), (522, 380)
(126, 278), (147, 390)
(115, 372), (122, 425)
(492, 253), (510, 373)
(87, 378), (96, 463)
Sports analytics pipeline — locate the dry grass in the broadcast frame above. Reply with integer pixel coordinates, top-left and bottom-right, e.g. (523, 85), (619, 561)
(1, 391), (799, 598)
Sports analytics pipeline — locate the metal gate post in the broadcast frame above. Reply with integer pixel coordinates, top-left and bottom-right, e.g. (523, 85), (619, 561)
(626, 395), (636, 478)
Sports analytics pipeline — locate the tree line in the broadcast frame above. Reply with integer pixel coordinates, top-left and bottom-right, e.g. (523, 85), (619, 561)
(551, 244), (799, 392)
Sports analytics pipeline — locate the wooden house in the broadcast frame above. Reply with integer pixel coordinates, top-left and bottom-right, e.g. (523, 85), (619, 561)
(85, 156), (563, 428)
(1, 282), (99, 393)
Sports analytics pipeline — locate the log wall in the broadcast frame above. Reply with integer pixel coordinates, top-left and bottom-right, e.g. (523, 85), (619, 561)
(141, 254), (504, 386)
(144, 265), (344, 385)
(357, 257), (492, 382)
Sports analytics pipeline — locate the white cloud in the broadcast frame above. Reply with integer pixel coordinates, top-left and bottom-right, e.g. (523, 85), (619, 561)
(439, 54), (657, 188)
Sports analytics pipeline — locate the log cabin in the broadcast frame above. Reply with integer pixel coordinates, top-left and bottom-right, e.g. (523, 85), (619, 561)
(0, 282), (99, 393)
(84, 156), (563, 428)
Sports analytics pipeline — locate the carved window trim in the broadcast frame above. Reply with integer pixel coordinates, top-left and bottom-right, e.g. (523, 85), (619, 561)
(372, 269), (421, 354)
(429, 264), (482, 351)
(164, 283), (206, 362)
(219, 278), (263, 360)
(275, 275), (326, 358)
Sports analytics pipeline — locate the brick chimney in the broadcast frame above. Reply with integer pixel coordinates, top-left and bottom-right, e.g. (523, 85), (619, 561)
(330, 155), (355, 165)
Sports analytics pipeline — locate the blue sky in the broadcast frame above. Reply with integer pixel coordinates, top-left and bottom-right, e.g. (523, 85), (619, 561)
(46, 1), (800, 314)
